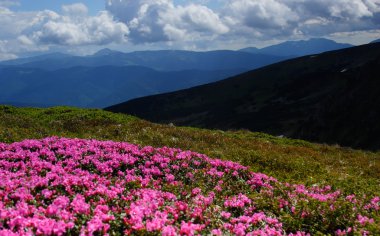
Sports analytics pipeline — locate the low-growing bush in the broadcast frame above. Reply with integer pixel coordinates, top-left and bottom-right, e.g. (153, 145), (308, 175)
(0, 137), (378, 235)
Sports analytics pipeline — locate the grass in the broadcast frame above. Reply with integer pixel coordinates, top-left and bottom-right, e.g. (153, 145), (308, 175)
(0, 105), (379, 197)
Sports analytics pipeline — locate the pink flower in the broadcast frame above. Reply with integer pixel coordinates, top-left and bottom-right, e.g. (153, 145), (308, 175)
(180, 222), (203, 236)
(224, 194), (252, 208)
(221, 211), (231, 219)
(186, 172), (194, 179)
(191, 188), (201, 196)
(71, 194), (90, 214)
(211, 229), (222, 235)
(165, 174), (175, 183)
(42, 189), (54, 199)
(357, 214), (374, 226)
(0, 137), (378, 235)
(162, 225), (177, 236)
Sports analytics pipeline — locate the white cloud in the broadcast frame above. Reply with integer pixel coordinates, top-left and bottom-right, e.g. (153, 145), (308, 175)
(0, 4), (129, 47)
(62, 3), (88, 16)
(224, 0), (298, 29)
(106, 0), (228, 43)
(0, 40), (17, 60)
(0, 7), (38, 38)
(104, 0), (380, 45)
(18, 3), (130, 46)
(328, 29), (380, 45)
(221, 0), (380, 40)
(0, 3), (130, 60)
(24, 10), (129, 46)
(0, 0), (379, 58)
(313, 0), (374, 19)
(0, 0), (19, 7)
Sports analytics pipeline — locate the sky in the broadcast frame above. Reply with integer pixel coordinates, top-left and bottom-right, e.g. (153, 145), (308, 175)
(0, 0), (379, 60)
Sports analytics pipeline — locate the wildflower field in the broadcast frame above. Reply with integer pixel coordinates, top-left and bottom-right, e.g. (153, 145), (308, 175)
(0, 106), (379, 235)
(0, 137), (379, 235)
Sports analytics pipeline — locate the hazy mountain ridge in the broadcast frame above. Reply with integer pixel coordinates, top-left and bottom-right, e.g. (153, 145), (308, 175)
(0, 38), (361, 111)
(0, 66), (243, 108)
(0, 47), (288, 108)
(241, 38), (353, 56)
(0, 50), (287, 71)
(0, 38), (352, 70)
(106, 42), (380, 150)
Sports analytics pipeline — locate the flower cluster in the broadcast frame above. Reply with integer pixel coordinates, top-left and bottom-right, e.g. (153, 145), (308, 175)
(0, 137), (378, 235)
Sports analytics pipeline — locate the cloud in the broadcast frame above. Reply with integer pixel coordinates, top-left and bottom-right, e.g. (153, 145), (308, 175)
(0, 0), (379, 58)
(0, 6), (37, 38)
(19, 4), (129, 46)
(26, 12), (129, 46)
(220, 0), (380, 40)
(0, 3), (130, 60)
(0, 3), (129, 49)
(0, 6), (48, 59)
(327, 29), (380, 44)
(62, 3), (88, 16)
(0, 0), (19, 7)
(0, 40), (17, 60)
(105, 0), (380, 44)
(224, 0), (298, 29)
(106, 0), (228, 43)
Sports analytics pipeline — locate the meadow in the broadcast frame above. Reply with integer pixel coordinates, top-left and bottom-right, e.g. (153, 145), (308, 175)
(0, 106), (379, 235)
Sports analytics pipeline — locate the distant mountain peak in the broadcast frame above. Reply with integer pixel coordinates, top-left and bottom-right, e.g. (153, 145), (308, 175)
(238, 47), (260, 53)
(307, 37), (333, 42)
(93, 48), (120, 57)
(370, 39), (380, 44)
(240, 38), (353, 57)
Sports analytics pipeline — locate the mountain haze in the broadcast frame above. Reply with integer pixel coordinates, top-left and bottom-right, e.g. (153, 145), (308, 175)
(0, 50), (287, 71)
(0, 66), (242, 108)
(240, 38), (353, 57)
(107, 43), (380, 150)
(0, 38), (351, 70)
(0, 38), (359, 111)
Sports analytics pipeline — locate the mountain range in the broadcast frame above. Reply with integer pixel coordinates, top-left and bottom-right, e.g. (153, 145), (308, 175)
(0, 66), (243, 108)
(240, 38), (352, 56)
(1, 49), (286, 71)
(106, 42), (380, 150)
(1, 38), (351, 70)
(0, 38), (355, 108)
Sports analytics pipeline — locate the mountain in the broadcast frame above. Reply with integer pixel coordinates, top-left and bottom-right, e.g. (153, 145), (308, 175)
(0, 48), (289, 108)
(0, 50), (287, 71)
(0, 66), (242, 108)
(0, 52), (70, 66)
(0, 38), (352, 70)
(106, 43), (380, 150)
(371, 39), (380, 43)
(92, 48), (121, 57)
(240, 38), (353, 57)
(238, 47), (260, 54)
(0, 101), (57, 108)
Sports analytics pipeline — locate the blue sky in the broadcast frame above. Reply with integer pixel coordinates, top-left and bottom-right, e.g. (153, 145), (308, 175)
(12, 0), (221, 15)
(12, 0), (104, 15)
(0, 0), (379, 60)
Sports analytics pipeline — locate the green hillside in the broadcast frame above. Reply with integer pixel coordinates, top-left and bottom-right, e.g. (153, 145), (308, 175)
(1, 105), (379, 197)
(107, 43), (380, 151)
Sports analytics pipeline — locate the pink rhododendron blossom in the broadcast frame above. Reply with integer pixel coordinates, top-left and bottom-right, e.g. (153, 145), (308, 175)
(0, 137), (378, 235)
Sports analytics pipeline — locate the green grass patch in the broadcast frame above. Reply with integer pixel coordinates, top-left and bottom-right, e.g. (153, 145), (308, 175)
(1, 105), (379, 196)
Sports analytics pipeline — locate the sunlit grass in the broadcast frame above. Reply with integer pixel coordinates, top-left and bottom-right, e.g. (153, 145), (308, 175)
(0, 105), (379, 196)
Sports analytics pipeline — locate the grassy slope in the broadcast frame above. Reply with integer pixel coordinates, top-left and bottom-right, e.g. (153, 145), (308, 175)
(107, 43), (380, 151)
(0, 105), (379, 197)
